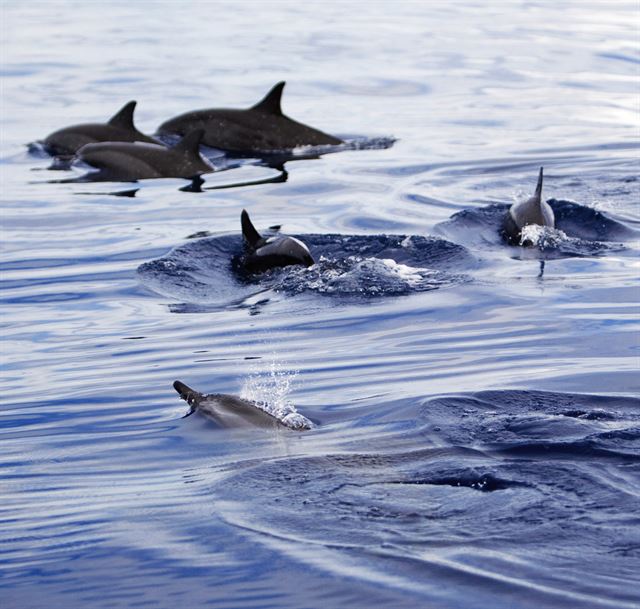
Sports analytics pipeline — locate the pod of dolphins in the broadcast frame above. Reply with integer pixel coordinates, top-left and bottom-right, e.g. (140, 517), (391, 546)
(36, 82), (556, 430)
(41, 82), (341, 179)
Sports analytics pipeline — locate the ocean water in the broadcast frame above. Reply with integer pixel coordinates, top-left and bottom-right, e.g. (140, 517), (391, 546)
(1, 2), (639, 608)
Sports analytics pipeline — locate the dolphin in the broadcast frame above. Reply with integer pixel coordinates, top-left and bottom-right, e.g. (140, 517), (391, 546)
(77, 129), (213, 182)
(41, 101), (159, 157)
(173, 380), (312, 430)
(157, 81), (343, 154)
(240, 209), (314, 272)
(503, 167), (555, 244)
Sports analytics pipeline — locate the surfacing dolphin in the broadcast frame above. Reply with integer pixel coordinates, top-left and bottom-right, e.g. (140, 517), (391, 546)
(173, 380), (313, 430)
(503, 167), (555, 244)
(157, 81), (343, 154)
(77, 129), (213, 182)
(240, 209), (314, 272)
(41, 101), (159, 157)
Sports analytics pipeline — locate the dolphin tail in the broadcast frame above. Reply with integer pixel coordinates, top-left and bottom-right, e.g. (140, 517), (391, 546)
(173, 129), (204, 156)
(108, 101), (137, 130)
(250, 82), (285, 116)
(534, 166), (543, 200)
(241, 209), (263, 247)
(174, 380), (203, 414)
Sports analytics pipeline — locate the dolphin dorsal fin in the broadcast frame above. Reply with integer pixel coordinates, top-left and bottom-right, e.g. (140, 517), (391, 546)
(241, 210), (263, 247)
(173, 129), (204, 155)
(108, 101), (137, 130)
(534, 167), (543, 200)
(251, 82), (285, 116)
(173, 380), (202, 415)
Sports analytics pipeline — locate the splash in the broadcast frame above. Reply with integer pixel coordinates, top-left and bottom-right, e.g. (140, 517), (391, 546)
(339, 136), (398, 151)
(240, 358), (314, 430)
(321, 257), (432, 293)
(289, 136), (397, 156)
(519, 224), (569, 249)
(274, 255), (460, 296)
(138, 233), (473, 306)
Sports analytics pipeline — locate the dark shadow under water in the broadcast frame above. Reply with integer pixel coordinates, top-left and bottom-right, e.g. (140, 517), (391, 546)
(212, 389), (640, 609)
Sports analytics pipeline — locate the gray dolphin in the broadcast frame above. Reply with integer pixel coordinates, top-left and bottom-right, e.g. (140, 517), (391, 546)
(240, 209), (314, 272)
(77, 129), (213, 182)
(173, 380), (312, 430)
(503, 167), (555, 244)
(42, 101), (159, 157)
(157, 81), (343, 154)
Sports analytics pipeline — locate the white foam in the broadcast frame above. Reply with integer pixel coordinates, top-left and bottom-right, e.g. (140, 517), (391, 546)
(520, 224), (569, 248)
(331, 257), (428, 289)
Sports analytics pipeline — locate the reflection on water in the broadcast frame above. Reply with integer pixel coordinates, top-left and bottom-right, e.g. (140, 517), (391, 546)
(1, 1), (639, 609)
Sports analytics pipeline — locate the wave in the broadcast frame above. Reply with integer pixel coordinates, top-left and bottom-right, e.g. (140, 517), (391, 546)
(137, 233), (474, 307)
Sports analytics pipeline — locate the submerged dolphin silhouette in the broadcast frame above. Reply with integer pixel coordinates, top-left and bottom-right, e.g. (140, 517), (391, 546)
(157, 82), (343, 154)
(41, 101), (159, 157)
(77, 129), (213, 182)
(240, 209), (314, 272)
(503, 167), (555, 244)
(173, 380), (312, 430)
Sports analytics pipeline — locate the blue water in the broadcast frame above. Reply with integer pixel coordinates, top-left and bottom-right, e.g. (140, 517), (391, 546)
(2, 2), (640, 608)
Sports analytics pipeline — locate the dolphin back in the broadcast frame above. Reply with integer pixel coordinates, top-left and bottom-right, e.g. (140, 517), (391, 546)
(504, 166), (554, 243)
(174, 380), (284, 429)
(173, 380), (313, 430)
(155, 82), (342, 153)
(42, 100), (158, 156)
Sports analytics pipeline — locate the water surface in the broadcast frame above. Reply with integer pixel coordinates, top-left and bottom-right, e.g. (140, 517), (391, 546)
(1, 2), (639, 608)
